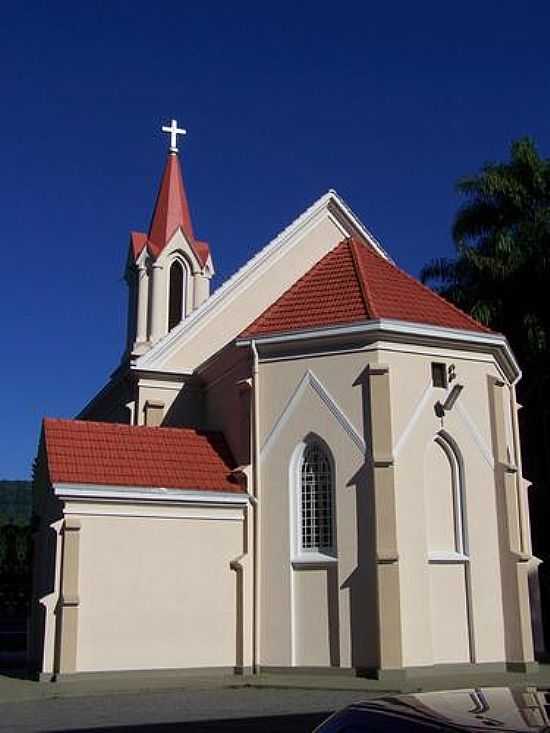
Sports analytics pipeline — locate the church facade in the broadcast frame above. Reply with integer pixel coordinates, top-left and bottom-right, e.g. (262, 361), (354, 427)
(31, 123), (540, 680)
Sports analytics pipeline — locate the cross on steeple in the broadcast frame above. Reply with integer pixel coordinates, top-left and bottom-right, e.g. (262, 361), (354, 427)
(161, 118), (187, 154)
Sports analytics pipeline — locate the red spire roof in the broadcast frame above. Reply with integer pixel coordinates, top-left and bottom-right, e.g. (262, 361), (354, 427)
(130, 152), (210, 266)
(42, 419), (242, 493)
(242, 237), (491, 337)
(148, 152), (194, 250)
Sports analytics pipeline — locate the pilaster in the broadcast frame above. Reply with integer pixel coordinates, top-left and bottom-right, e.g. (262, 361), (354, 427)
(489, 376), (534, 664)
(193, 272), (211, 310)
(58, 517), (81, 674)
(135, 265), (149, 347)
(367, 363), (403, 672)
(149, 262), (165, 343)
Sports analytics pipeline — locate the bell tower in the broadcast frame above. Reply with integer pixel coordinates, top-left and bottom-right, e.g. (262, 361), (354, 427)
(125, 120), (214, 356)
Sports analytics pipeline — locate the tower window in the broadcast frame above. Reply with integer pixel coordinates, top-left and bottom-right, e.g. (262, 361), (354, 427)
(432, 362), (448, 389)
(168, 261), (185, 331)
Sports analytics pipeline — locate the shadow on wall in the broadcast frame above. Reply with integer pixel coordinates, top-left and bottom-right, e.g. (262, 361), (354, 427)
(27, 458), (64, 678)
(162, 371), (252, 469)
(327, 563), (340, 667)
(162, 382), (205, 428)
(340, 366), (379, 671)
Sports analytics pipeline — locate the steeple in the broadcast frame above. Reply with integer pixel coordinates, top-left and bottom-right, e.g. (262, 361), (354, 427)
(125, 120), (214, 356)
(148, 152), (194, 254)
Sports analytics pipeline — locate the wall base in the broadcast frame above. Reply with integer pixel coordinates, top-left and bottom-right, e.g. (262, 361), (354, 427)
(40, 666), (248, 683)
(39, 661), (539, 683)
(261, 661), (539, 680)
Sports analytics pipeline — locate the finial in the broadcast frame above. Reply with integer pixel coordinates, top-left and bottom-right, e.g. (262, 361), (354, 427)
(161, 118), (187, 154)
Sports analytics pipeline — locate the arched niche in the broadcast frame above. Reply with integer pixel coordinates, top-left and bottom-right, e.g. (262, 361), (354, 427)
(424, 432), (467, 558)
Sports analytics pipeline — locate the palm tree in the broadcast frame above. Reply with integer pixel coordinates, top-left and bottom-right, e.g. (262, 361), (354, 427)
(422, 138), (550, 638)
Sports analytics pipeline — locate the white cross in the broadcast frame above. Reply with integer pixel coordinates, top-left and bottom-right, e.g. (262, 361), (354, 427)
(161, 118), (187, 153)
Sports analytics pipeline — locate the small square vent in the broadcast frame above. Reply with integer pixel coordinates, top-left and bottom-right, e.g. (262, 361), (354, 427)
(431, 362), (448, 389)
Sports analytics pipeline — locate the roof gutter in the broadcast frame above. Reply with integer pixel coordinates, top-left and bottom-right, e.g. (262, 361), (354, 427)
(53, 483), (251, 506)
(237, 318), (521, 383)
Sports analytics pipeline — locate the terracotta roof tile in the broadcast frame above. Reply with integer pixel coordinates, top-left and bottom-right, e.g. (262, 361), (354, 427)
(242, 237), (491, 337)
(42, 419), (242, 493)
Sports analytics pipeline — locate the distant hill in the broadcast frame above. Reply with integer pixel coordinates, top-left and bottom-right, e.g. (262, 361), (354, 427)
(0, 481), (32, 526)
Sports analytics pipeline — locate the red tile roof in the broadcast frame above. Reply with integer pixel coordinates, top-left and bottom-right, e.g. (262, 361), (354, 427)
(242, 237), (491, 337)
(42, 419), (242, 493)
(130, 153), (210, 267)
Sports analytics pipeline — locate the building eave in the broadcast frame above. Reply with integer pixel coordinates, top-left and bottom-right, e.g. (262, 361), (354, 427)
(53, 482), (250, 506)
(236, 318), (521, 383)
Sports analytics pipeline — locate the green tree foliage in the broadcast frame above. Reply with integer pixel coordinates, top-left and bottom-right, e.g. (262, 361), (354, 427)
(422, 138), (550, 566)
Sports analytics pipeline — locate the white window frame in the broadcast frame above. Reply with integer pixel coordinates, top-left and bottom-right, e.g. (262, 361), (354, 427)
(290, 437), (337, 566)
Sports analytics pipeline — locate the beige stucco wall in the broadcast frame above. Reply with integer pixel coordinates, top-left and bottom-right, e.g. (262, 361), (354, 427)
(257, 350), (376, 669)
(385, 344), (510, 667)
(255, 339), (531, 671)
(52, 501), (247, 673)
(428, 564), (470, 664)
(293, 568), (333, 666)
(135, 377), (204, 428)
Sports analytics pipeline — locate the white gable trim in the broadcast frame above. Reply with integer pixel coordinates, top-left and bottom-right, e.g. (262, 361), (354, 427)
(156, 228), (202, 274)
(393, 381), (435, 459)
(392, 381), (495, 469)
(134, 190), (388, 370)
(455, 402), (495, 469)
(261, 369), (366, 459)
(53, 483), (250, 506)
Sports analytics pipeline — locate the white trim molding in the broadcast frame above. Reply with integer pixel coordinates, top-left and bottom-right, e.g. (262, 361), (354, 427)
(455, 402), (495, 469)
(393, 381), (434, 458)
(428, 551), (469, 563)
(238, 318), (520, 383)
(291, 555), (338, 568)
(292, 437), (337, 559)
(53, 483), (251, 507)
(261, 369), (366, 459)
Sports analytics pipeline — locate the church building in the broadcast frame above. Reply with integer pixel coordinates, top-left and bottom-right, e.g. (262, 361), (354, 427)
(31, 121), (540, 680)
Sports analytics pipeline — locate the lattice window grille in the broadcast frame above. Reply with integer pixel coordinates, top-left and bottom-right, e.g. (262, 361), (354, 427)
(300, 443), (334, 551)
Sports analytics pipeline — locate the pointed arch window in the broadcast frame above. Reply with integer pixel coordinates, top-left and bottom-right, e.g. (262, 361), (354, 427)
(299, 441), (335, 554)
(168, 260), (186, 331)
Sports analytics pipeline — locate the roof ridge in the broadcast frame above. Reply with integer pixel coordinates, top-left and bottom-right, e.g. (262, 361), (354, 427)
(360, 242), (493, 334)
(241, 240), (351, 336)
(43, 417), (225, 437)
(348, 237), (379, 319)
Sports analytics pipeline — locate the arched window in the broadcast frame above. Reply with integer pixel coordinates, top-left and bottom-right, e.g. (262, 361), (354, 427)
(168, 260), (186, 331)
(299, 441), (335, 554)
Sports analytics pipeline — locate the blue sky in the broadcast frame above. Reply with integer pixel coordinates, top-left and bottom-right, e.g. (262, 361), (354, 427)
(2, 2), (549, 479)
